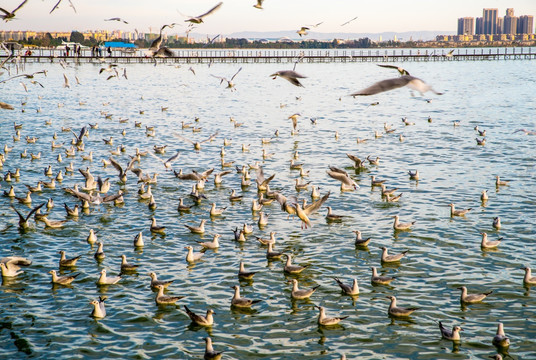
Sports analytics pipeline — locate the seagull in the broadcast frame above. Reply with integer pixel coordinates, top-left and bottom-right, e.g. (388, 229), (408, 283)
(149, 272), (174, 289)
(184, 305), (214, 326)
(0, 256), (32, 277)
(119, 255), (138, 273)
(350, 75), (442, 97)
(148, 150), (180, 171)
(185, 246), (204, 263)
(408, 170), (419, 180)
(155, 284), (184, 305)
(173, 132), (219, 150)
(185, 219), (207, 234)
(289, 279), (319, 299)
(393, 215), (415, 231)
(105, 17), (129, 24)
(327, 167), (359, 191)
(522, 267), (536, 285)
(297, 26), (309, 37)
(270, 70), (307, 87)
(333, 277), (359, 296)
(49, 270), (79, 285)
(458, 286), (492, 304)
(150, 217), (166, 234)
(514, 128), (536, 135)
(353, 230), (372, 247)
(11, 202), (45, 230)
(183, 2), (223, 24)
(380, 247), (409, 263)
(147, 24), (177, 56)
(211, 67), (242, 91)
(90, 296), (107, 319)
(493, 217), (501, 230)
(371, 266), (395, 285)
(203, 337), (223, 360)
(316, 306), (348, 326)
(495, 176), (509, 187)
(283, 254), (308, 274)
(492, 323), (510, 348)
(50, 0), (77, 14)
(480, 232), (503, 249)
(238, 261), (256, 280)
(0, 101), (14, 110)
(0, 0), (28, 21)
(58, 250), (81, 267)
(377, 64), (410, 75)
(96, 269), (121, 285)
(63, 74), (70, 88)
(340, 16), (358, 26)
(230, 285), (261, 308)
(438, 321), (463, 341)
(197, 234), (220, 249)
(386, 295), (419, 317)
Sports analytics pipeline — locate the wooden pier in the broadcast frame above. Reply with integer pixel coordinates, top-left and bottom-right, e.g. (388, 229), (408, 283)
(2, 47), (535, 65)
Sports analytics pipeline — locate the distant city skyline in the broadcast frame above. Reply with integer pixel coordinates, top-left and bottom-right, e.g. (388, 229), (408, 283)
(0, 0), (534, 36)
(458, 7), (534, 36)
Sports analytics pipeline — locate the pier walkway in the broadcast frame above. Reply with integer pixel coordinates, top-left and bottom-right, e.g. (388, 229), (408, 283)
(2, 47), (535, 65)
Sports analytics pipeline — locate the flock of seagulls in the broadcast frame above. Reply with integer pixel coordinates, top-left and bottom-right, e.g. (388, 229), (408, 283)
(0, 2), (534, 360)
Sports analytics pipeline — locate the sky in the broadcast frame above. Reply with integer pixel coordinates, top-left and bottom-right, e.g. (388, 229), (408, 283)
(1, 0), (534, 35)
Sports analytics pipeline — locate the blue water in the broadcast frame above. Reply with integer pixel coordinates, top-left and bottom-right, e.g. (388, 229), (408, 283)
(0, 55), (535, 359)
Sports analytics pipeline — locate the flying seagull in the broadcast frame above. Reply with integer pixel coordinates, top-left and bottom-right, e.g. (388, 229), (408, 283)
(105, 17), (129, 24)
(377, 64), (410, 76)
(341, 16), (358, 26)
(183, 2), (223, 24)
(297, 27), (309, 37)
(349, 75), (443, 97)
(270, 70), (307, 87)
(0, 0), (28, 21)
(211, 67), (242, 91)
(50, 0), (77, 14)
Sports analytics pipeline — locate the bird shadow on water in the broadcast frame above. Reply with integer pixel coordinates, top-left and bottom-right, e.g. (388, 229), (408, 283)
(387, 315), (416, 326)
(1, 278), (25, 294)
(187, 321), (213, 336)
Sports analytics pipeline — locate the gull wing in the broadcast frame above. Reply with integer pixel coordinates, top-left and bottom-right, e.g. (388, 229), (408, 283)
(165, 151), (181, 164)
(109, 157), (124, 174)
(349, 76), (412, 96)
(304, 191), (330, 216)
(173, 133), (195, 145)
(279, 70), (307, 79)
(200, 131), (219, 143)
(377, 64), (410, 75)
(327, 170), (354, 186)
(230, 67), (242, 81)
(197, 2), (223, 19)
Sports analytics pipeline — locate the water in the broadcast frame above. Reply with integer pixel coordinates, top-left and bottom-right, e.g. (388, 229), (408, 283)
(0, 56), (535, 359)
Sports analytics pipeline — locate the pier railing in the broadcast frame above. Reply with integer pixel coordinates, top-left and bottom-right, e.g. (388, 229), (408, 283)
(1, 47), (535, 65)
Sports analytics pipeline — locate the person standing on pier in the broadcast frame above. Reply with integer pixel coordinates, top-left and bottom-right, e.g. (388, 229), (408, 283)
(107, 46), (111, 57)
(65, 45), (70, 57)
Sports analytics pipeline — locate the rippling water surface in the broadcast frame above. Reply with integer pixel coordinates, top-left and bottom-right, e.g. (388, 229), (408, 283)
(0, 54), (535, 359)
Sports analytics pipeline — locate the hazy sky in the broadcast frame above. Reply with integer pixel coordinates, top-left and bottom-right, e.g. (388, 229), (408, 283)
(1, 0), (534, 34)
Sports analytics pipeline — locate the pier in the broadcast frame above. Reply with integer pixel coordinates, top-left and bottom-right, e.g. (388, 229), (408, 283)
(2, 47), (535, 65)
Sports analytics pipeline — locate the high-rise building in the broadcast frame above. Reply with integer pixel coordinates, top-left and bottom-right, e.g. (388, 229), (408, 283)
(503, 8), (518, 35)
(483, 8), (498, 34)
(518, 15), (534, 34)
(475, 17), (483, 34)
(497, 18), (503, 34)
(457, 17), (475, 35)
